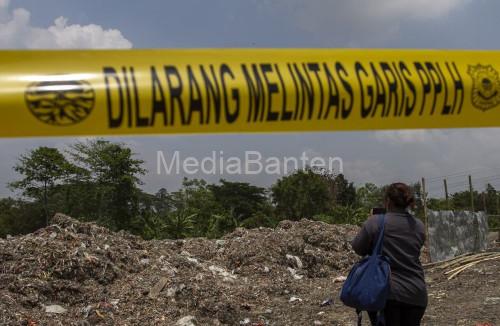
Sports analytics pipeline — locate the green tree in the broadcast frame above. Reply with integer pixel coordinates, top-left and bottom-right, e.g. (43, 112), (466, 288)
(154, 188), (173, 217)
(427, 198), (449, 211)
(169, 178), (225, 236)
(355, 183), (384, 210)
(68, 139), (145, 230)
(206, 212), (237, 238)
(485, 184), (499, 214)
(331, 174), (357, 206)
(9, 147), (73, 226)
(313, 205), (367, 225)
(209, 179), (271, 223)
(451, 190), (481, 212)
(271, 168), (333, 220)
(313, 169), (357, 206)
(164, 211), (195, 239)
(0, 198), (45, 237)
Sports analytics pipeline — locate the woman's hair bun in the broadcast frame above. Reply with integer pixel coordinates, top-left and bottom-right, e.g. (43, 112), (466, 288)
(385, 182), (415, 209)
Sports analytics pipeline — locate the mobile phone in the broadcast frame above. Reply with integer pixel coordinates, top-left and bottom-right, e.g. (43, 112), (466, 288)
(371, 207), (386, 215)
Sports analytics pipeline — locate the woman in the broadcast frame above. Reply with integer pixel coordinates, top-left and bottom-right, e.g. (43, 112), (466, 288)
(351, 182), (427, 326)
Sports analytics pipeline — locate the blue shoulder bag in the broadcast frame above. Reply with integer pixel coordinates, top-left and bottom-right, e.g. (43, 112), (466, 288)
(340, 214), (391, 325)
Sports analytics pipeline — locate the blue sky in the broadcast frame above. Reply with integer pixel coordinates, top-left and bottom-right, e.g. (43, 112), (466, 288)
(1, 0), (500, 197)
(13, 0), (500, 49)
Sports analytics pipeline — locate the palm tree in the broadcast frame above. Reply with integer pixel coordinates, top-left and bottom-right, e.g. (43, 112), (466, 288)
(164, 211), (196, 239)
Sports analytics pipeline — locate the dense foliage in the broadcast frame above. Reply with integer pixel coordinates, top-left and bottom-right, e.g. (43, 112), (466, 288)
(2, 140), (499, 238)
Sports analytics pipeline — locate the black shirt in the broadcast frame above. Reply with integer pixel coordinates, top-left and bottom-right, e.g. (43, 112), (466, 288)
(351, 211), (428, 307)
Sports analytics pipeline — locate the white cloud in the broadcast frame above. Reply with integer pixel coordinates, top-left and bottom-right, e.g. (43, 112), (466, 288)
(0, 0), (132, 49)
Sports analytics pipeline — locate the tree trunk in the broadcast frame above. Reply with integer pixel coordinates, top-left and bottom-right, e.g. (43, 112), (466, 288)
(43, 181), (49, 226)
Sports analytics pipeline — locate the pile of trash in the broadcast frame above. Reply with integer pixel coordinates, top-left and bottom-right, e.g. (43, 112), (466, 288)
(0, 214), (360, 325)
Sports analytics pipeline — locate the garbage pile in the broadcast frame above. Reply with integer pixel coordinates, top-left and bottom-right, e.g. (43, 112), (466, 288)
(0, 214), (360, 325)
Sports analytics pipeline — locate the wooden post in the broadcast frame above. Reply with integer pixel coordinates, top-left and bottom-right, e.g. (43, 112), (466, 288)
(444, 178), (450, 210)
(421, 177), (431, 262)
(482, 193), (487, 213)
(496, 193), (499, 215)
(421, 177), (428, 225)
(469, 175), (474, 212)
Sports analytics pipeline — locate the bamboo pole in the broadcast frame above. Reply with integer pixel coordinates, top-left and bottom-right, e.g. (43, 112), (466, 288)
(437, 252), (495, 270)
(447, 254), (500, 280)
(441, 252), (498, 272)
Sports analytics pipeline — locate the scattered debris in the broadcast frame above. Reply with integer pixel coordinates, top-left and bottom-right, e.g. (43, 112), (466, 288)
(149, 277), (169, 299)
(0, 214), (498, 325)
(287, 267), (303, 280)
(176, 315), (196, 326)
(333, 276), (347, 283)
(289, 296), (303, 303)
(484, 297), (500, 305)
(209, 265), (237, 282)
(320, 298), (334, 307)
(286, 254), (303, 269)
(45, 305), (67, 314)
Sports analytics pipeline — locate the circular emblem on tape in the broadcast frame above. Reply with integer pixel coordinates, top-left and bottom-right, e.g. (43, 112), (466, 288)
(25, 78), (95, 126)
(467, 64), (500, 111)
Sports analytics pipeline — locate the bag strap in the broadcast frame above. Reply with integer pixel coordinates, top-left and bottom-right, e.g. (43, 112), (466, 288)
(372, 214), (386, 256)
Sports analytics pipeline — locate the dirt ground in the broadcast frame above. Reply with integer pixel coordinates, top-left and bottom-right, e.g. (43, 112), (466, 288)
(0, 214), (498, 326)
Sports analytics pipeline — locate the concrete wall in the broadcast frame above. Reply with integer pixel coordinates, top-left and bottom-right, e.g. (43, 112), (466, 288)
(427, 210), (489, 262)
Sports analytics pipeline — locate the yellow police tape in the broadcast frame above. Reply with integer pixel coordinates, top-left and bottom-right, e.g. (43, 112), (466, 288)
(1, 49), (499, 137)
